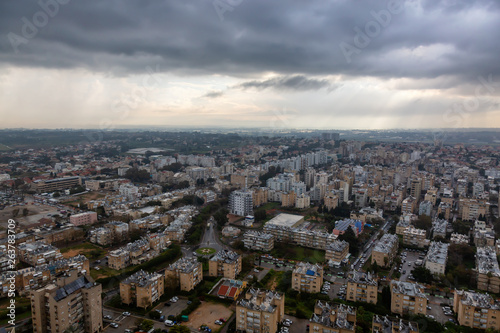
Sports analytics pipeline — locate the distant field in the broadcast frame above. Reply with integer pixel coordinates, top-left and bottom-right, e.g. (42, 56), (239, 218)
(61, 191), (105, 206)
(0, 143), (11, 151)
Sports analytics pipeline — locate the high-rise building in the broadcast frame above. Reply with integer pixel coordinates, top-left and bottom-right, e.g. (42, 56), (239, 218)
(346, 271), (378, 304)
(454, 289), (500, 330)
(208, 250), (242, 279)
(31, 270), (103, 333)
(229, 189), (254, 217)
(165, 257), (203, 291)
(390, 281), (427, 316)
(120, 270), (164, 309)
(310, 301), (356, 333)
(236, 289), (284, 333)
(291, 262), (323, 294)
(371, 234), (398, 268)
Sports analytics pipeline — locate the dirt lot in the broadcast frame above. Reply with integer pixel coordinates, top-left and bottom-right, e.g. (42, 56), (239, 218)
(0, 203), (60, 228)
(186, 302), (233, 330)
(61, 191), (105, 206)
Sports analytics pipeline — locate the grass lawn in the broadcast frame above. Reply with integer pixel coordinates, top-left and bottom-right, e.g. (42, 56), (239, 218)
(271, 243), (325, 263)
(196, 247), (216, 255)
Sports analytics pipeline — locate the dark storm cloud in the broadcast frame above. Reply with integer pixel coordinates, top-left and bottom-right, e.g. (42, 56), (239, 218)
(237, 75), (333, 91)
(203, 90), (224, 98)
(1, 0), (500, 85)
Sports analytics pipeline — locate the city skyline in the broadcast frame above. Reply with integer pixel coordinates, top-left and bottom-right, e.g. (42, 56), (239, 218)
(1, 1), (500, 129)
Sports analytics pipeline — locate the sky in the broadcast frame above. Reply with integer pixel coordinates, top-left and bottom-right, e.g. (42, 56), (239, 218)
(1, 0), (500, 130)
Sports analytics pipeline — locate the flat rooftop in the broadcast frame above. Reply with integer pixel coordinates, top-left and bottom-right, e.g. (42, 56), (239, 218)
(265, 213), (305, 228)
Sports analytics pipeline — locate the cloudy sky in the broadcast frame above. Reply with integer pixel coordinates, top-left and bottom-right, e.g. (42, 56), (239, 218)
(1, 0), (500, 130)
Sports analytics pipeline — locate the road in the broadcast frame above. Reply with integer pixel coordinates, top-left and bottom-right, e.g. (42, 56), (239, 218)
(199, 222), (225, 252)
(353, 220), (393, 270)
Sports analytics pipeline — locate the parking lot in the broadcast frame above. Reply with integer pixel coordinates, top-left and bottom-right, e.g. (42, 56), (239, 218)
(282, 314), (309, 333)
(397, 249), (425, 282)
(103, 297), (188, 332)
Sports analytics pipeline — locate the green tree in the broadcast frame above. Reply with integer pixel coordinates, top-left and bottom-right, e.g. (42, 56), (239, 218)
(169, 325), (191, 333)
(136, 319), (154, 331)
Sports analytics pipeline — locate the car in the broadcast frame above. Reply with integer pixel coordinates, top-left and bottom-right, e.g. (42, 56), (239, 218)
(254, 269), (260, 273)
(426, 305), (431, 310)
(219, 318), (226, 323)
(104, 315), (112, 320)
(403, 270), (406, 274)
(427, 315), (435, 320)
(124, 330), (133, 333)
(170, 297), (178, 303)
(122, 312), (131, 316)
(156, 309), (163, 314)
(165, 302), (171, 306)
(165, 320), (175, 327)
(215, 320), (223, 325)
(110, 323), (119, 328)
(284, 319), (292, 325)
(321, 291), (328, 294)
(160, 315), (166, 321)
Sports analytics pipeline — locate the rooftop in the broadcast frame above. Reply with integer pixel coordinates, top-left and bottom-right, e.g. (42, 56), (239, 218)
(237, 288), (282, 313)
(373, 234), (398, 254)
(455, 289), (499, 309)
(425, 241), (449, 265)
(476, 246), (500, 276)
(373, 315), (419, 333)
(347, 270), (377, 286)
(326, 240), (349, 252)
(391, 281), (427, 299)
(310, 300), (356, 331)
(293, 262), (323, 276)
(211, 250), (240, 263)
(122, 270), (162, 288)
(167, 257), (200, 273)
(265, 213), (305, 229)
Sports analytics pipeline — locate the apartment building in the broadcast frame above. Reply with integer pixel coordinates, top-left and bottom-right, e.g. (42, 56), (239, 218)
(309, 301), (357, 333)
(120, 270), (164, 309)
(450, 233), (469, 245)
(69, 211), (98, 226)
(437, 202), (451, 220)
(17, 241), (63, 266)
(460, 198), (488, 221)
(402, 226), (427, 248)
(236, 289), (284, 333)
(1, 255), (89, 297)
(229, 189), (254, 217)
(325, 240), (349, 265)
(424, 242), (448, 276)
(372, 315), (419, 333)
(31, 270), (103, 333)
(252, 187), (269, 207)
(453, 289), (500, 330)
(263, 213), (305, 242)
(165, 257), (202, 291)
(292, 262), (323, 293)
(243, 231), (274, 252)
(371, 234), (398, 268)
(418, 200), (432, 216)
(346, 271), (378, 304)
(402, 196), (417, 214)
(324, 192), (339, 211)
(34, 176), (82, 193)
(89, 227), (113, 246)
(208, 250), (242, 279)
(431, 219), (448, 239)
(396, 219), (411, 235)
(476, 246), (500, 293)
(390, 281), (428, 316)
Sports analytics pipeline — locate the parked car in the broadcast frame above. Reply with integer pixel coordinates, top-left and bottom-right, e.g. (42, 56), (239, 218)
(165, 320), (175, 327)
(165, 302), (171, 306)
(160, 315), (166, 321)
(110, 323), (119, 328)
(215, 320), (223, 325)
(122, 312), (131, 316)
(104, 315), (112, 320)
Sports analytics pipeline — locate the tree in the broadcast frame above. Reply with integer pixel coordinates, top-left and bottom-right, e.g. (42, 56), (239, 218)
(136, 319), (154, 331)
(254, 209), (267, 222)
(338, 227), (359, 256)
(412, 266), (434, 284)
(22, 208), (29, 216)
(169, 325), (191, 333)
